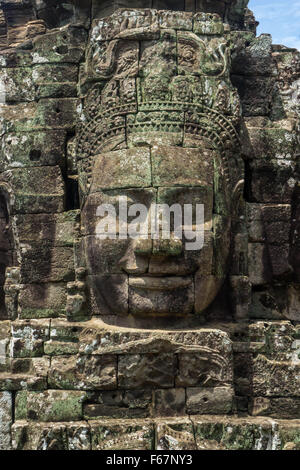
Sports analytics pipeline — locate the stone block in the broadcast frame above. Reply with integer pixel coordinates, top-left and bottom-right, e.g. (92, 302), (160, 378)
(31, 26), (87, 64)
(84, 390), (152, 419)
(276, 421), (300, 450)
(0, 102), (38, 133)
(231, 75), (274, 116)
(250, 286), (288, 320)
(81, 188), (156, 236)
(253, 355), (300, 397)
(34, 98), (77, 129)
(157, 185), (213, 228)
(148, 231), (213, 276)
(15, 211), (79, 246)
(156, 418), (196, 450)
(3, 166), (64, 214)
(19, 244), (74, 284)
(44, 341), (79, 356)
(118, 353), (176, 389)
(15, 390), (85, 422)
(87, 274), (129, 316)
(129, 277), (194, 315)
(250, 397), (300, 419)
(247, 203), (291, 244)
(10, 320), (50, 358)
(245, 127), (298, 162)
(67, 423), (91, 451)
(159, 10), (193, 30)
(48, 355), (117, 390)
(151, 146), (214, 187)
(231, 34), (273, 76)
(90, 148), (152, 192)
(18, 283), (67, 319)
(246, 160), (296, 204)
(0, 357), (50, 391)
(153, 389), (186, 417)
(186, 386), (234, 414)
(176, 351), (233, 387)
(248, 243), (271, 285)
(192, 417), (274, 450)
(12, 421), (68, 450)
(84, 236), (148, 275)
(193, 11), (224, 35)
(0, 391), (12, 450)
(0, 130), (66, 171)
(90, 419), (154, 450)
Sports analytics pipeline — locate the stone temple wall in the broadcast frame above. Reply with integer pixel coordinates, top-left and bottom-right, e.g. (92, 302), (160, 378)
(0, 0), (299, 450)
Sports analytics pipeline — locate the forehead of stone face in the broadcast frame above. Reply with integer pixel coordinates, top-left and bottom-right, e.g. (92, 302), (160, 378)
(89, 146), (215, 192)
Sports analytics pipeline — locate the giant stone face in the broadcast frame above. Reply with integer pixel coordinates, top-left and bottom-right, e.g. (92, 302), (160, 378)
(77, 9), (243, 319)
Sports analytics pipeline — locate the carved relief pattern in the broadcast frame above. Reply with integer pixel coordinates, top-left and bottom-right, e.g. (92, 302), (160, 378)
(76, 9), (241, 195)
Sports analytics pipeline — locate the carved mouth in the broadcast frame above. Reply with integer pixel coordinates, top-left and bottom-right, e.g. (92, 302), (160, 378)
(129, 276), (193, 291)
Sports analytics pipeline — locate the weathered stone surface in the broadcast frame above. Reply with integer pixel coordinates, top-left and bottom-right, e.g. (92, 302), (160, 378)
(10, 320), (50, 357)
(90, 419), (154, 450)
(84, 389), (152, 420)
(15, 390), (85, 422)
(129, 279), (194, 315)
(1, 166), (65, 214)
(87, 274), (129, 316)
(48, 355), (117, 390)
(0, 0), (299, 451)
(67, 422), (91, 451)
(12, 421), (68, 450)
(253, 356), (300, 398)
(15, 211), (79, 246)
(10, 417), (300, 450)
(44, 341), (79, 356)
(84, 237), (147, 275)
(186, 386), (234, 414)
(81, 188), (156, 236)
(250, 397), (300, 419)
(193, 416), (274, 450)
(151, 146), (214, 187)
(0, 391), (12, 450)
(19, 244), (74, 284)
(18, 283), (67, 319)
(153, 389), (186, 417)
(90, 148), (152, 192)
(176, 351), (233, 387)
(0, 130), (67, 171)
(0, 357), (50, 391)
(156, 419), (196, 450)
(118, 353), (176, 389)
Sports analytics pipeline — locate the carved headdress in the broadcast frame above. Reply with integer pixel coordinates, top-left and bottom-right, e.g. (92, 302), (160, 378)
(76, 9), (242, 198)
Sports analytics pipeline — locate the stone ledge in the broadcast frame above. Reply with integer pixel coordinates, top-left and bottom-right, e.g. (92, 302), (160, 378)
(10, 416), (300, 450)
